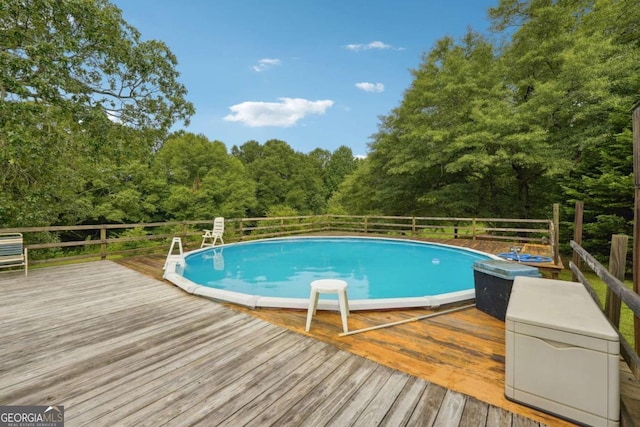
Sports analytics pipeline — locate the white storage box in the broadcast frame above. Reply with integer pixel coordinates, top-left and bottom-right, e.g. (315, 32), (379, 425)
(505, 277), (619, 427)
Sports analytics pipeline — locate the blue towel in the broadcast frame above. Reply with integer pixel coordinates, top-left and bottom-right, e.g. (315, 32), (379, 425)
(497, 253), (552, 263)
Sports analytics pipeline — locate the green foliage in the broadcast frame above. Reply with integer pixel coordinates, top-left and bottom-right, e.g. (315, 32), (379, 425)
(108, 227), (157, 252)
(335, 0), (640, 261)
(266, 205), (299, 218)
(0, 0), (194, 228)
(4, 0), (639, 271)
(152, 132), (257, 220)
(232, 139), (328, 216)
(1, 0), (194, 135)
(24, 231), (63, 261)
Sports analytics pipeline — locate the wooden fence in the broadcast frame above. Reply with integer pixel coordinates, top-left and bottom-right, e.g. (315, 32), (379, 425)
(570, 240), (640, 377)
(570, 200), (640, 383)
(0, 213), (557, 266)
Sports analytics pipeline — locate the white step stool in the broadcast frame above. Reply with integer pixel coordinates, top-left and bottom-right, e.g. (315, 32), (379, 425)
(305, 279), (349, 334)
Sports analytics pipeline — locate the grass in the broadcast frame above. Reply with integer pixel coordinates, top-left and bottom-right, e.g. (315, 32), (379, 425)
(558, 268), (636, 349)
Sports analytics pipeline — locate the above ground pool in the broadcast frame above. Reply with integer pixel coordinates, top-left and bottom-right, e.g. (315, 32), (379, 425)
(163, 236), (496, 310)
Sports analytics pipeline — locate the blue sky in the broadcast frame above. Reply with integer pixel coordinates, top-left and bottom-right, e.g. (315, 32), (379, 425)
(112, 0), (497, 157)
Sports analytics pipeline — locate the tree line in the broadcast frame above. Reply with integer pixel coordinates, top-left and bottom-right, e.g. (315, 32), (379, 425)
(0, 0), (357, 229)
(334, 0), (640, 257)
(2, 0), (639, 259)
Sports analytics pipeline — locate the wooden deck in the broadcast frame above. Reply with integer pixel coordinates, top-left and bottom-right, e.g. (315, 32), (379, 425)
(386, 236), (563, 278)
(0, 261), (562, 426)
(119, 253), (576, 426)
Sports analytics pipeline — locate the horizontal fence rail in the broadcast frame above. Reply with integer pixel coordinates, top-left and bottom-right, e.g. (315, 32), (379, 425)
(0, 214), (556, 266)
(570, 240), (640, 379)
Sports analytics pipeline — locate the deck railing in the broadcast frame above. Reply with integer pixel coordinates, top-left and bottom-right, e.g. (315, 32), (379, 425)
(570, 240), (640, 381)
(0, 213), (557, 266)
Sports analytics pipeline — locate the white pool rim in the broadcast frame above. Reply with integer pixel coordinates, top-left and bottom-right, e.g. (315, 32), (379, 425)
(163, 236), (500, 311)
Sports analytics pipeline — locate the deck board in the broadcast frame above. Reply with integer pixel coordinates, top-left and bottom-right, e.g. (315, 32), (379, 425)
(116, 252), (626, 427)
(0, 261), (562, 426)
(122, 253), (574, 426)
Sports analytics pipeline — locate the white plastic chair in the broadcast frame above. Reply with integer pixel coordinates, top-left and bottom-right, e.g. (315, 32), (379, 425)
(201, 217), (224, 247)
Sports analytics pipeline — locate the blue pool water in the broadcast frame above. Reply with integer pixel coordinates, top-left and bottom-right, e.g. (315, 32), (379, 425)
(180, 237), (492, 300)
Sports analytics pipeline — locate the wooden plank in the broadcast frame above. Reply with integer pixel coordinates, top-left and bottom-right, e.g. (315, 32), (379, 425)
(379, 376), (429, 426)
(621, 360), (640, 427)
(407, 382), (447, 426)
(571, 241), (640, 314)
(223, 350), (353, 427)
(433, 389), (466, 427)
(128, 334), (325, 427)
(459, 396), (490, 426)
(352, 370), (413, 426)
(513, 413), (541, 427)
(2, 310), (244, 404)
(13, 313), (262, 406)
(633, 104), (640, 357)
(212, 345), (344, 427)
(323, 365), (397, 426)
(261, 355), (370, 426)
(70, 326), (290, 425)
(486, 405), (513, 427)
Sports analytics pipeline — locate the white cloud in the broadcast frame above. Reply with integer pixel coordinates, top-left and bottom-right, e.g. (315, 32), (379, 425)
(252, 58), (281, 72)
(355, 82), (385, 93)
(344, 40), (393, 52)
(224, 97), (334, 127)
(106, 111), (121, 123)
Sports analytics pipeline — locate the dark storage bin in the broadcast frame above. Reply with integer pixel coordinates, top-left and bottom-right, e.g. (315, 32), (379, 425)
(472, 260), (541, 321)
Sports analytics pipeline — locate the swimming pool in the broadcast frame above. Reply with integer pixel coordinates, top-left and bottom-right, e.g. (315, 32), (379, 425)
(163, 236), (496, 310)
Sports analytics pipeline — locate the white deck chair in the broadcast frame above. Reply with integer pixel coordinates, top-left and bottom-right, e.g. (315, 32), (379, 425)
(201, 217), (224, 247)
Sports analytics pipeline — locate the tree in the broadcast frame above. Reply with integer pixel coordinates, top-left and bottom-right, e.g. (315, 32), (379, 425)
(0, 0), (194, 227)
(235, 139), (327, 216)
(1, 0), (193, 137)
(346, 31), (507, 217)
(231, 140), (263, 165)
(489, 0), (640, 257)
(152, 132), (256, 220)
(339, 0), (640, 240)
(329, 159), (383, 214)
(325, 146), (358, 195)
(307, 146), (358, 201)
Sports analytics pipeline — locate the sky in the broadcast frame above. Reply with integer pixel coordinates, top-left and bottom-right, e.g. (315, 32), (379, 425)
(112, 0), (498, 157)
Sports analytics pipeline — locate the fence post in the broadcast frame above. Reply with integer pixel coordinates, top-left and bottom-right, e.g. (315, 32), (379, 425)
(412, 217), (416, 237)
(605, 235), (628, 327)
(100, 226), (107, 260)
(572, 201), (584, 282)
(632, 103), (640, 353)
(472, 218), (477, 240)
(364, 216), (368, 233)
(552, 203), (560, 265)
(181, 221), (188, 248)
